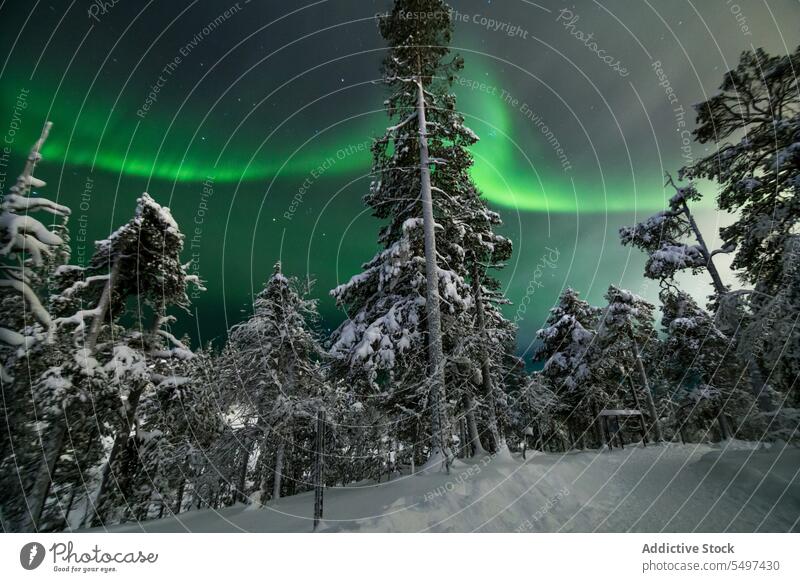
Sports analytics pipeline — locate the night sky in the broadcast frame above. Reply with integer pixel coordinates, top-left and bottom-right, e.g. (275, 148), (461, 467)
(1, 0), (799, 356)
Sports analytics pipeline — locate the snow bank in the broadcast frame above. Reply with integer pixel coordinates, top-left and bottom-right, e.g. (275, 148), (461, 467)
(98, 443), (800, 533)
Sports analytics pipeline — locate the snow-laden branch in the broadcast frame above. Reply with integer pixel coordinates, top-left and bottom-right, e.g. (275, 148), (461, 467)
(54, 307), (103, 336)
(185, 273), (206, 292)
(0, 277), (52, 328)
(0, 327), (28, 347)
(431, 186), (459, 205)
(384, 74), (417, 85)
(154, 328), (193, 361)
(386, 112), (417, 133)
(0, 213), (64, 256)
(59, 274), (110, 299)
(3, 193), (70, 217)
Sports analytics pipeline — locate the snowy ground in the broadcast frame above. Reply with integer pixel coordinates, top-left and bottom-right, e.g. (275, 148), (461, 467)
(98, 442), (800, 533)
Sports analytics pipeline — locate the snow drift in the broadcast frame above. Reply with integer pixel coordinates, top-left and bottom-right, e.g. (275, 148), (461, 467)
(98, 442), (800, 533)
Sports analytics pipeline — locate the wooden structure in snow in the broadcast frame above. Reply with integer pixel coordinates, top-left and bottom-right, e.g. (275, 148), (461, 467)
(599, 409), (647, 450)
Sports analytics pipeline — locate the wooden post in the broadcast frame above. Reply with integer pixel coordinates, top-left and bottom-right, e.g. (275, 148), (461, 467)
(236, 442), (251, 504)
(313, 410), (325, 531)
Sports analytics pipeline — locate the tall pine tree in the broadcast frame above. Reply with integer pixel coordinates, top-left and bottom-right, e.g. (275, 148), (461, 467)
(329, 0), (514, 467)
(227, 263), (323, 503)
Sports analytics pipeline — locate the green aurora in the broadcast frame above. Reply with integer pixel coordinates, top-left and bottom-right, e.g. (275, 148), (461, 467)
(0, 58), (719, 354)
(1, 59), (675, 214)
(4, 0), (795, 354)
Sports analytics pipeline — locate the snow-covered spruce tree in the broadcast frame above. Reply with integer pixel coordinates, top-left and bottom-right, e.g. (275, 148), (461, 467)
(512, 372), (567, 454)
(187, 373), (255, 512)
(226, 263), (323, 504)
(115, 340), (222, 522)
(0, 122), (88, 532)
(48, 193), (202, 527)
(720, 238), (800, 440)
(170, 343), (226, 512)
(0, 122), (68, 369)
(682, 46), (799, 299)
(755, 236), (800, 413)
(681, 46), (800, 408)
(619, 177), (728, 299)
(91, 323), (214, 525)
(89, 337), (153, 524)
(91, 327), (206, 527)
(8, 286), (112, 532)
(17, 273), (123, 533)
(330, 0), (509, 467)
(446, 277), (515, 456)
(23, 338), (114, 532)
(197, 338), (280, 509)
(532, 288), (604, 447)
(1, 336), (109, 532)
(461, 183), (515, 455)
(660, 291), (757, 441)
(596, 286), (664, 442)
(324, 386), (390, 485)
(533, 288), (598, 390)
(490, 349), (527, 453)
(59, 192), (200, 354)
(0, 121), (68, 389)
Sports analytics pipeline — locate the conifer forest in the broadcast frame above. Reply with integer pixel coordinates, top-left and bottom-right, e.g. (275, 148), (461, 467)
(0, 0), (799, 535)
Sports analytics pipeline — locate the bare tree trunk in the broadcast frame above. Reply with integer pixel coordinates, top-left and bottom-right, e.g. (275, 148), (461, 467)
(174, 478), (186, 515)
(258, 440), (270, 502)
(593, 402), (607, 448)
(24, 260), (122, 532)
(285, 444), (295, 496)
(627, 375), (648, 445)
(629, 337), (664, 442)
(313, 410), (325, 530)
(24, 421), (66, 531)
(681, 201), (726, 297)
(91, 383), (144, 526)
(682, 199), (775, 415)
(717, 407), (732, 441)
(416, 76), (449, 465)
(464, 395), (486, 455)
(471, 263), (504, 452)
(272, 441), (285, 501)
(236, 442), (251, 504)
(63, 486), (77, 528)
(746, 360), (774, 412)
(86, 258), (122, 352)
(389, 436), (397, 478)
(458, 418), (468, 458)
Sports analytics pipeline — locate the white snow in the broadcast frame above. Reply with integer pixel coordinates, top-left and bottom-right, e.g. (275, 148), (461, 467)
(97, 443), (800, 533)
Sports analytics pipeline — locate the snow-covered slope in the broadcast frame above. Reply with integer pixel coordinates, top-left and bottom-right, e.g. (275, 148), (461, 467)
(99, 442), (800, 533)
